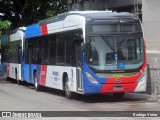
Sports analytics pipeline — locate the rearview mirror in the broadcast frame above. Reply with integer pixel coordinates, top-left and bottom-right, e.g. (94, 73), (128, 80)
(81, 43), (87, 52)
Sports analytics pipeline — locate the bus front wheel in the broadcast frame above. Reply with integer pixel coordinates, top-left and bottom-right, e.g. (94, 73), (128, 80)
(5, 67), (9, 81)
(16, 73), (21, 85)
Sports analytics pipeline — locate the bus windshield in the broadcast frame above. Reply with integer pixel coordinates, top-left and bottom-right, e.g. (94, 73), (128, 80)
(86, 34), (144, 72)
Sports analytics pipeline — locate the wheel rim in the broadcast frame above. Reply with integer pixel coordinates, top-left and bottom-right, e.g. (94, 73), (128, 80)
(35, 76), (38, 88)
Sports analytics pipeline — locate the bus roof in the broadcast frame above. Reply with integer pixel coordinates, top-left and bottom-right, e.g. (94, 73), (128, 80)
(1, 27), (26, 43)
(25, 11), (138, 39)
(25, 24), (41, 39)
(38, 11), (137, 25)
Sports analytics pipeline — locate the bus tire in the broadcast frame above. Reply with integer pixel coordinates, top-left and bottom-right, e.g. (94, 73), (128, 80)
(34, 72), (40, 91)
(16, 76), (21, 85)
(113, 92), (125, 99)
(15, 69), (21, 85)
(64, 76), (73, 99)
(6, 77), (9, 81)
(5, 67), (9, 81)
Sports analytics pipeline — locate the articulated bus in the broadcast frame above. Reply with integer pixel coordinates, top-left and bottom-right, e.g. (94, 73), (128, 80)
(1, 11), (147, 99)
(1, 27), (26, 84)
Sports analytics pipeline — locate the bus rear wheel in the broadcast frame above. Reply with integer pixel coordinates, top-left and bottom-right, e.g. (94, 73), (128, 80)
(5, 67), (9, 81)
(113, 92), (125, 99)
(34, 73), (40, 91)
(15, 70), (21, 85)
(16, 75), (21, 85)
(64, 76), (73, 99)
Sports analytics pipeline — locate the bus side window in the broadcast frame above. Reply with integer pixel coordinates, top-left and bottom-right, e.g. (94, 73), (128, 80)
(32, 38), (42, 64)
(32, 39), (36, 64)
(42, 36), (49, 64)
(65, 31), (76, 66)
(56, 34), (65, 66)
(37, 38), (42, 64)
(25, 40), (29, 64)
(49, 34), (56, 65)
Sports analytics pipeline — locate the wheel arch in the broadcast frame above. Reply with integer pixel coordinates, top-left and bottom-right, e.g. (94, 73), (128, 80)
(33, 69), (37, 75)
(33, 69), (37, 83)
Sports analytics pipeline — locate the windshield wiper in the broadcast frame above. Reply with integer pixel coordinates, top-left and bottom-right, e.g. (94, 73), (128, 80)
(99, 34), (114, 50)
(119, 33), (130, 49)
(119, 32), (143, 49)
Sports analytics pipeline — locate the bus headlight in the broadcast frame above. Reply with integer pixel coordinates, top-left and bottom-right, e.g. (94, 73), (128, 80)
(86, 72), (98, 84)
(137, 68), (147, 82)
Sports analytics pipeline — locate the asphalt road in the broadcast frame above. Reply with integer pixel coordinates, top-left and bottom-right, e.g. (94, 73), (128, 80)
(0, 76), (160, 120)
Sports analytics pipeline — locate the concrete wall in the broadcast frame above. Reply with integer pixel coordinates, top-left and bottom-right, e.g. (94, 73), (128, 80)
(68, 0), (141, 11)
(143, 0), (160, 68)
(68, 0), (106, 11)
(106, 0), (141, 9)
(142, 0), (160, 95)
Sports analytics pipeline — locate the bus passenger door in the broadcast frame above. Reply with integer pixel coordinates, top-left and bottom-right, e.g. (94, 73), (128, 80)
(76, 42), (83, 92)
(28, 44), (32, 82)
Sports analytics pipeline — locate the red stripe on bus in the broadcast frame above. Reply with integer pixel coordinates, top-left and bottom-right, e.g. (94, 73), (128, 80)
(41, 25), (48, 35)
(8, 36), (10, 42)
(40, 65), (47, 86)
(100, 63), (147, 93)
(100, 82), (138, 93)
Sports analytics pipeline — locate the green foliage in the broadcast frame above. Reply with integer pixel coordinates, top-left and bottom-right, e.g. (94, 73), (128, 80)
(0, 0), (68, 29)
(0, 20), (11, 47)
(0, 0), (67, 48)
(46, 0), (68, 17)
(0, 20), (11, 33)
(22, 0), (68, 25)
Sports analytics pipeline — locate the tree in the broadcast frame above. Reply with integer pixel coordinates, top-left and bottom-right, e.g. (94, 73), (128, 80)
(21, 0), (67, 26)
(0, 20), (11, 48)
(0, 20), (11, 34)
(0, 0), (67, 29)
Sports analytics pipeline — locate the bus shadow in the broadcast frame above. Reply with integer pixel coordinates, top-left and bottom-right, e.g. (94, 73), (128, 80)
(1, 78), (147, 103)
(40, 86), (65, 98)
(0, 76), (15, 84)
(39, 86), (146, 103)
(73, 94), (146, 103)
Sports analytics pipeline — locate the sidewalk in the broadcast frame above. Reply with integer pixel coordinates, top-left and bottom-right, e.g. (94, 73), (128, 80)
(125, 93), (160, 102)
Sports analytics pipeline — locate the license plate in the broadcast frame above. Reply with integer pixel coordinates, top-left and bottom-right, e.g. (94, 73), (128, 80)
(113, 86), (124, 91)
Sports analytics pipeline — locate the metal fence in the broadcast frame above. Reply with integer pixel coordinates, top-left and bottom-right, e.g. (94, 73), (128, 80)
(147, 65), (160, 96)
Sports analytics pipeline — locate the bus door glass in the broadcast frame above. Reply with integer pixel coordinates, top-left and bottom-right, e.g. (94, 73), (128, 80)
(28, 40), (33, 81)
(74, 30), (83, 91)
(76, 42), (83, 91)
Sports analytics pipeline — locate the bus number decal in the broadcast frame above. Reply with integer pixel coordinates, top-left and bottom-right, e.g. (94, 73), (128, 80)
(52, 71), (59, 76)
(53, 71), (59, 82)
